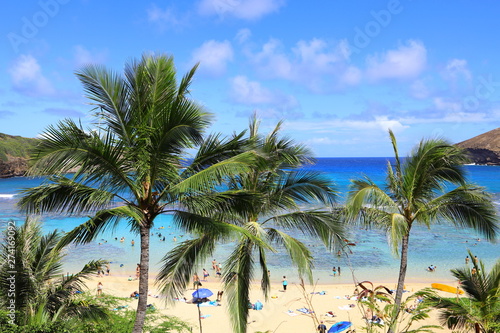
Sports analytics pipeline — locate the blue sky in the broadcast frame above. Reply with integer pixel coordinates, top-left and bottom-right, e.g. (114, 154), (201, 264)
(1, 0), (499, 157)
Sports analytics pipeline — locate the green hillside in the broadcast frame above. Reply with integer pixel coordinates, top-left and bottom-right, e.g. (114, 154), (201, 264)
(0, 133), (39, 162)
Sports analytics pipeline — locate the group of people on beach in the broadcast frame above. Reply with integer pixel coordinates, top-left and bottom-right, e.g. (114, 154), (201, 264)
(332, 266), (341, 276)
(96, 262), (111, 277)
(211, 259), (222, 277)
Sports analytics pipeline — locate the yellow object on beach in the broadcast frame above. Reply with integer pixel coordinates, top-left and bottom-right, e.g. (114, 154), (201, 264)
(431, 283), (464, 294)
(271, 295), (278, 299)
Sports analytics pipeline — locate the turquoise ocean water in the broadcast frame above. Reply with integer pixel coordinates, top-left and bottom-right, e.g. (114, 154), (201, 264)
(0, 158), (499, 285)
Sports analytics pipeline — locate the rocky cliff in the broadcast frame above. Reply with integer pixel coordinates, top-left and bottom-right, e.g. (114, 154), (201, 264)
(0, 133), (38, 178)
(455, 127), (500, 165)
(0, 157), (29, 178)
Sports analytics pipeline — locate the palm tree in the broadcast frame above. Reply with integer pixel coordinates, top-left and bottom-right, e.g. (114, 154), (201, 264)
(158, 116), (343, 333)
(17, 54), (255, 333)
(0, 218), (107, 326)
(346, 130), (498, 333)
(429, 251), (500, 333)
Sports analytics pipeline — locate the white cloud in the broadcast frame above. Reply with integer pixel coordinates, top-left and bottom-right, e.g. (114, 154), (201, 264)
(230, 75), (298, 107)
(252, 38), (294, 79)
(433, 97), (462, 112)
(191, 40), (234, 76)
(366, 40), (427, 81)
(285, 116), (408, 133)
(230, 76), (300, 118)
(198, 0), (285, 20)
(293, 38), (349, 68)
(147, 4), (185, 30)
(73, 45), (107, 67)
(249, 37), (361, 90)
(340, 66), (362, 86)
(442, 58), (472, 82)
(8, 54), (54, 96)
(235, 28), (252, 44)
(230, 75), (274, 104)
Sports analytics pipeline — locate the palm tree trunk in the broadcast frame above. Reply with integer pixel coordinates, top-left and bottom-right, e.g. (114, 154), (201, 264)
(388, 233), (409, 333)
(196, 283), (203, 333)
(133, 225), (150, 333)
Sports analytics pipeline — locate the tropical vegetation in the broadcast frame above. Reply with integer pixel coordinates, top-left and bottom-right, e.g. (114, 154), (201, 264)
(0, 133), (39, 162)
(346, 130), (498, 333)
(17, 54), (258, 333)
(0, 218), (107, 329)
(355, 281), (440, 333)
(0, 294), (192, 333)
(157, 116), (343, 333)
(429, 251), (500, 333)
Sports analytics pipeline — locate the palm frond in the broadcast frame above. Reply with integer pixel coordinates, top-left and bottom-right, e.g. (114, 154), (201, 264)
(156, 235), (219, 302)
(170, 151), (257, 195)
(181, 131), (247, 177)
(266, 228), (314, 282)
(266, 210), (344, 250)
(59, 206), (143, 247)
(223, 238), (255, 333)
(18, 178), (116, 215)
(272, 170), (338, 206)
(423, 185), (499, 240)
(76, 64), (132, 142)
(347, 178), (398, 220)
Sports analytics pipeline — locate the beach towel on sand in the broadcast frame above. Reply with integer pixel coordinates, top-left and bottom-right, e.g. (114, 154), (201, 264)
(198, 300), (219, 307)
(285, 310), (299, 316)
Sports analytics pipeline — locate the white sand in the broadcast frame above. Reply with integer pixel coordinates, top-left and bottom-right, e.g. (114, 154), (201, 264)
(88, 274), (456, 332)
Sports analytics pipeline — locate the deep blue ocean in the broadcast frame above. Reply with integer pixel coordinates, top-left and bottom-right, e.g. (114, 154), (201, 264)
(0, 157), (499, 284)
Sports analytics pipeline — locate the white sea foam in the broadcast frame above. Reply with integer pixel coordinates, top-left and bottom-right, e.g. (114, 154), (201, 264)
(0, 194), (15, 199)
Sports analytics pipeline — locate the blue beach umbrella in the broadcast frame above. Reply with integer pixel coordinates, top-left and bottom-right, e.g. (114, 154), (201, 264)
(328, 321), (352, 333)
(192, 288), (213, 299)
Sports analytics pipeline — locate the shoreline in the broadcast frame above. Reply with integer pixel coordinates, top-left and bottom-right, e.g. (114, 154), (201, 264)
(87, 276), (456, 332)
(95, 270), (458, 286)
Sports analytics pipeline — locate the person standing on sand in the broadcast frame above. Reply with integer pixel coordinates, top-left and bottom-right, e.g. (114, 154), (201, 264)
(338, 266), (341, 276)
(212, 259), (217, 270)
(106, 263), (110, 276)
(97, 282), (103, 296)
(282, 276), (288, 291)
(136, 264), (140, 280)
(332, 266), (337, 277)
(317, 320), (327, 333)
(193, 273), (201, 289)
(202, 268), (209, 281)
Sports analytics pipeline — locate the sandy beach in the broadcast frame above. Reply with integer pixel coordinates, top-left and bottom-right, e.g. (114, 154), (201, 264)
(88, 272), (457, 332)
